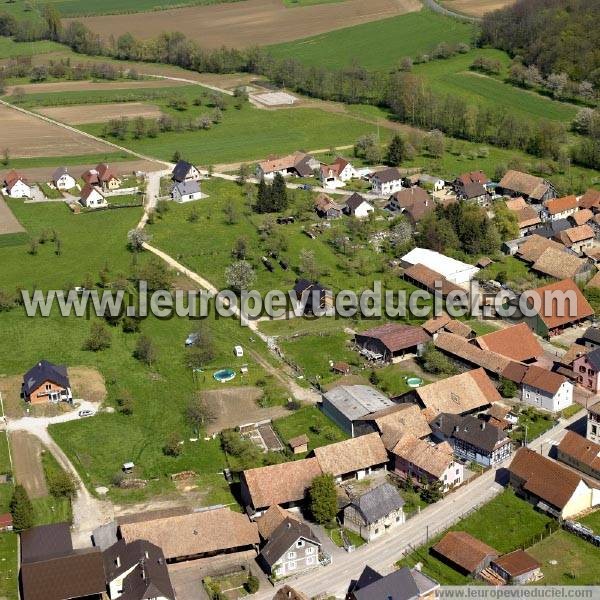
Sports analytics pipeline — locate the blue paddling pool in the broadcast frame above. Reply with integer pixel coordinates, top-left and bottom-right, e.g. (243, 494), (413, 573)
(213, 368), (236, 383)
(406, 377), (423, 388)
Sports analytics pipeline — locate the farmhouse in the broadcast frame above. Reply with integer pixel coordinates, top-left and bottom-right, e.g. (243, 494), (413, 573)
(259, 518), (321, 578)
(171, 160), (201, 183)
(118, 507), (259, 563)
(555, 224), (595, 254)
(370, 167), (403, 196)
(386, 186), (433, 225)
(240, 458), (322, 515)
(509, 447), (600, 518)
(343, 192), (374, 218)
(313, 432), (388, 482)
(490, 550), (542, 585)
(556, 431), (600, 480)
(520, 278), (594, 337)
(256, 152), (319, 180)
(516, 234), (566, 264)
(255, 505), (299, 541)
(572, 347), (600, 392)
(314, 193), (342, 219)
(82, 163), (121, 190)
(474, 323), (543, 363)
(391, 434), (463, 491)
(520, 365), (573, 412)
(571, 208), (593, 226)
(319, 157), (356, 188)
(80, 184), (108, 209)
(3, 170), (31, 198)
(432, 531), (498, 575)
(422, 314), (473, 339)
(504, 198), (541, 235)
(321, 384), (395, 437)
(348, 566), (439, 600)
(498, 170), (556, 203)
(400, 248), (479, 285)
(51, 167), (76, 191)
(530, 246), (590, 281)
(403, 264), (465, 299)
(22, 360), (72, 404)
(343, 483), (405, 542)
(171, 180), (202, 203)
(354, 323), (430, 362)
(578, 188), (600, 212)
(430, 413), (512, 467)
(455, 170), (490, 190)
(544, 195), (578, 221)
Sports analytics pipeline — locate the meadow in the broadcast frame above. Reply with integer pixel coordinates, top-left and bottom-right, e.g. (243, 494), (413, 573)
(267, 10), (476, 71)
(0, 37), (63, 59)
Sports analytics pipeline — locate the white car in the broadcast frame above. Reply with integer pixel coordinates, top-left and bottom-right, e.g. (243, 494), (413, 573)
(234, 345), (244, 357)
(78, 409), (95, 418)
(185, 332), (199, 347)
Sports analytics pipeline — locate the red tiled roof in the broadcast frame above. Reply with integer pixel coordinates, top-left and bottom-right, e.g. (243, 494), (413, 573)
(433, 531), (498, 574)
(357, 323), (430, 353)
(492, 550), (540, 577)
(558, 431), (600, 472)
(476, 323), (542, 362)
(545, 195), (577, 215)
(521, 365), (567, 395)
(578, 189), (600, 211)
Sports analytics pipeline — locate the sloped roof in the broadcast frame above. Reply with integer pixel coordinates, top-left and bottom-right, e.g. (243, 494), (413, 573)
(22, 360), (69, 396)
(356, 323), (430, 353)
(260, 518), (320, 567)
(525, 278), (594, 329)
(532, 247), (587, 280)
(21, 522), (73, 563)
(521, 364), (567, 395)
(430, 413), (509, 453)
(392, 434), (454, 478)
(457, 170), (489, 186)
(560, 343), (590, 366)
(403, 263), (465, 297)
(461, 182), (487, 199)
(510, 447), (584, 510)
(80, 183), (105, 201)
(422, 313), (452, 334)
(558, 224), (595, 245)
(505, 198), (541, 229)
(492, 550), (540, 577)
(499, 170), (550, 200)
(352, 566), (438, 600)
(119, 507), (259, 559)
(517, 235), (566, 263)
(255, 505), (299, 540)
(475, 323), (543, 362)
(414, 367), (501, 416)
(545, 195), (577, 215)
(571, 208), (593, 226)
(578, 188), (600, 211)
(172, 160), (194, 182)
(372, 167), (402, 184)
(585, 271), (600, 289)
(348, 483), (404, 525)
(242, 458), (322, 510)
(444, 319), (473, 338)
(558, 431), (600, 472)
(345, 192), (371, 211)
(323, 385), (394, 421)
(314, 432), (388, 477)
(390, 186), (430, 208)
(172, 180), (200, 196)
(314, 193), (341, 212)
(433, 531), (498, 574)
(52, 166), (70, 181)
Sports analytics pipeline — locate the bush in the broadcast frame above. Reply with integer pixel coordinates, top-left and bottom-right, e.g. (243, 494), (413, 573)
(48, 470), (77, 498)
(163, 433), (182, 457)
(83, 321), (111, 351)
(245, 574), (260, 594)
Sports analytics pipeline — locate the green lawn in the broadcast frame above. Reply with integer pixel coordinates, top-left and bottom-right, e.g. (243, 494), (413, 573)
(0, 433), (11, 475)
(0, 37), (62, 59)
(579, 509), (600, 532)
(273, 406), (348, 455)
(373, 364), (429, 397)
(267, 10), (476, 71)
(528, 530), (600, 585)
(0, 152), (136, 171)
(0, 533), (18, 600)
(398, 489), (555, 584)
(510, 407), (556, 443)
(465, 319), (500, 336)
(328, 526), (365, 548)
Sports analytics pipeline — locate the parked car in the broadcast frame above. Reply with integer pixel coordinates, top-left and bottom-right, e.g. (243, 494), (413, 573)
(234, 345), (244, 357)
(185, 332), (199, 347)
(78, 409), (95, 418)
(299, 184), (312, 191)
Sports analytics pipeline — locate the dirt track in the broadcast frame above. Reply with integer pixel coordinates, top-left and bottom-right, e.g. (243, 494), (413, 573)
(67, 0), (421, 48)
(0, 197), (25, 235)
(439, 0), (514, 16)
(38, 102), (163, 125)
(5, 79), (188, 95)
(10, 430), (48, 498)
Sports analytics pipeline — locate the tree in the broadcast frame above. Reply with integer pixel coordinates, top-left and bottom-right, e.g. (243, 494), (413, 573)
(299, 249), (320, 281)
(134, 259), (172, 291)
(116, 390), (134, 415)
(420, 343), (457, 376)
(231, 237), (247, 260)
(255, 177), (272, 214)
(493, 202), (519, 241)
(420, 479), (444, 503)
(225, 260), (256, 292)
(47, 469), (76, 498)
(499, 377), (518, 398)
(223, 200), (238, 225)
(271, 172), (288, 212)
(184, 323), (216, 369)
(1, 147), (9, 166)
(10, 485), (33, 530)
(245, 574), (259, 594)
(83, 321), (111, 352)
(186, 396), (216, 435)
(133, 335), (158, 366)
(237, 163), (249, 186)
(309, 473), (338, 525)
(425, 130), (445, 158)
(163, 432), (182, 457)
(127, 228), (150, 252)
(386, 134), (407, 166)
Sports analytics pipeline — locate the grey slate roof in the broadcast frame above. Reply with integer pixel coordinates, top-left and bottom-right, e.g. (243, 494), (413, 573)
(585, 347), (600, 371)
(323, 385), (395, 421)
(348, 483), (404, 525)
(583, 327), (600, 345)
(260, 518), (320, 568)
(352, 566), (438, 600)
(52, 166), (69, 181)
(21, 522), (73, 564)
(172, 180), (200, 196)
(171, 160), (194, 182)
(345, 192), (369, 212)
(430, 413), (508, 453)
(92, 521), (119, 551)
(372, 167), (401, 184)
(22, 360), (70, 397)
(460, 182), (487, 199)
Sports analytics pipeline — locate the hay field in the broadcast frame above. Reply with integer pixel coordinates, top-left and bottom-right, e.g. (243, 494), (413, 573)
(65, 0), (421, 48)
(38, 102), (163, 125)
(439, 0), (515, 16)
(5, 79), (189, 96)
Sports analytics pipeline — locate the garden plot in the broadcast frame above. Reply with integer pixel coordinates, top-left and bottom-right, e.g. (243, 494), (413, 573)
(0, 197), (25, 235)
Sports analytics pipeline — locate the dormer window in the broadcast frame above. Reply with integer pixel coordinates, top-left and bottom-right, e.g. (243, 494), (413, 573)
(115, 556), (121, 568)
(296, 540), (305, 548)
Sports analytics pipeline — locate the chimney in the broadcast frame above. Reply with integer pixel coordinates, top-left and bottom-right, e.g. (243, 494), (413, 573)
(481, 422), (486, 430)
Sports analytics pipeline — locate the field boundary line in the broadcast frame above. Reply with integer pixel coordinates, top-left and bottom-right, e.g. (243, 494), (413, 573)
(140, 73), (234, 96)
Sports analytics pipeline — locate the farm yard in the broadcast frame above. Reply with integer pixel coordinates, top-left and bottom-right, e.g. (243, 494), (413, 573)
(65, 0), (421, 47)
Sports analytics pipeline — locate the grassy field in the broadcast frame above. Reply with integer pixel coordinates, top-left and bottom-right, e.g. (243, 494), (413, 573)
(0, 532), (18, 600)
(0, 433), (10, 475)
(579, 509), (600, 532)
(267, 10), (475, 71)
(398, 489), (554, 584)
(0, 152), (136, 170)
(0, 37), (64, 59)
(510, 407), (556, 444)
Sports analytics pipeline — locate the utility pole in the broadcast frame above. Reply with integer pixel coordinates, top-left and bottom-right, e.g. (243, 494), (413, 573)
(524, 424), (528, 448)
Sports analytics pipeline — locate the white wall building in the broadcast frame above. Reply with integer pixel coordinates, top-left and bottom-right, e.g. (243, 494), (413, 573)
(400, 247), (479, 284)
(520, 366), (573, 412)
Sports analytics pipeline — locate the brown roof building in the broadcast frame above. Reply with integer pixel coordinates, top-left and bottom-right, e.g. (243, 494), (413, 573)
(517, 234), (566, 263)
(578, 189), (600, 212)
(355, 323), (430, 362)
(403, 263), (465, 298)
(556, 430), (600, 480)
(255, 505), (300, 541)
(387, 187), (434, 224)
(475, 323), (542, 363)
(432, 531), (499, 575)
(491, 550), (541, 584)
(499, 170), (555, 202)
(504, 197), (541, 232)
(531, 246), (589, 280)
(545, 195), (578, 216)
(571, 208), (593, 226)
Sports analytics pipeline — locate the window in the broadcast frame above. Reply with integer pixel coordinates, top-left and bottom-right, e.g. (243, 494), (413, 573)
(374, 528), (379, 535)
(287, 552), (296, 560)
(306, 556), (315, 566)
(288, 561), (297, 570)
(456, 468), (460, 475)
(593, 425), (598, 435)
(296, 540), (305, 549)
(306, 547), (314, 554)
(580, 366), (587, 373)
(45, 383), (51, 391)
(396, 516), (401, 522)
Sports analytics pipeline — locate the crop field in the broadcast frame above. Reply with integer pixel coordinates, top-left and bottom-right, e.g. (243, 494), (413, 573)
(267, 10), (476, 71)
(38, 102), (163, 125)
(0, 197), (25, 236)
(0, 103), (119, 158)
(439, 0), (516, 17)
(4, 79), (189, 96)
(66, 0), (420, 48)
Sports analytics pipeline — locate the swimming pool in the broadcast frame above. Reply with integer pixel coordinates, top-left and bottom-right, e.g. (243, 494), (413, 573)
(213, 368), (236, 383)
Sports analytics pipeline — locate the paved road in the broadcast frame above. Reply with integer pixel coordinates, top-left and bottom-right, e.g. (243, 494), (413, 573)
(256, 410), (585, 599)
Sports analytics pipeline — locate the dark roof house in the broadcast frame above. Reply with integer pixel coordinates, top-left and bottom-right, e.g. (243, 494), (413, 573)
(348, 565), (439, 600)
(345, 483), (405, 526)
(22, 360), (70, 399)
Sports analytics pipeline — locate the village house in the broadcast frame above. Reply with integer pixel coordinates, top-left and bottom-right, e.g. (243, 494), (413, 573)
(392, 434), (464, 491)
(292, 279), (332, 315)
(557, 430), (600, 480)
(256, 152), (319, 180)
(581, 326), (600, 349)
(80, 184), (108, 209)
(343, 193), (374, 218)
(259, 518), (321, 578)
(354, 323), (430, 363)
(103, 538), (175, 600)
(118, 507), (259, 563)
(454, 170), (490, 191)
(555, 224), (596, 254)
(587, 400), (600, 444)
(504, 198), (542, 235)
(386, 186), (434, 225)
(509, 447), (600, 518)
(3, 170), (31, 198)
(432, 531), (498, 576)
(343, 483), (405, 542)
(51, 167), (76, 191)
(475, 323), (543, 363)
(405, 173), (445, 192)
(530, 246), (591, 282)
(519, 278), (594, 338)
(241, 458), (323, 516)
(490, 551), (542, 585)
(456, 181), (489, 205)
(498, 170), (556, 203)
(370, 167), (403, 196)
(570, 208), (593, 227)
(82, 163), (121, 190)
(171, 160), (201, 183)
(321, 385), (396, 437)
(519, 365), (573, 412)
(422, 313), (474, 339)
(572, 347), (600, 393)
(171, 180), (202, 203)
(20, 522), (106, 600)
(400, 248), (479, 285)
(430, 413), (512, 467)
(313, 433), (389, 483)
(348, 566), (439, 600)
(516, 234), (566, 264)
(544, 195), (578, 221)
(314, 193), (343, 219)
(578, 188), (600, 213)
(22, 360), (72, 404)
(319, 157), (356, 189)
